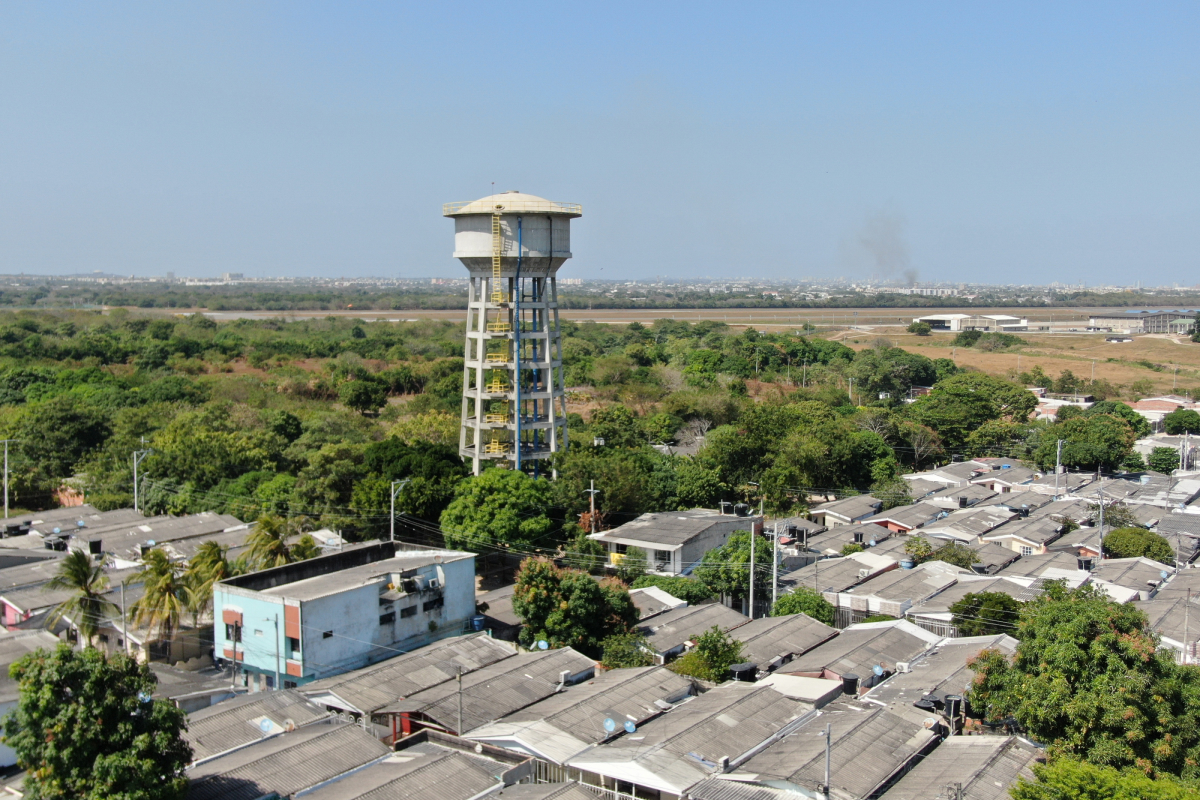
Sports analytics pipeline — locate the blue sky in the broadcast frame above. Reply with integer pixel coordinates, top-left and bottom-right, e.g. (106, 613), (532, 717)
(1, 3), (1198, 284)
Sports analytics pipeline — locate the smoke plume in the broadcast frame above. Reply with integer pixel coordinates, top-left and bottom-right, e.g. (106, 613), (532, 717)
(844, 211), (918, 285)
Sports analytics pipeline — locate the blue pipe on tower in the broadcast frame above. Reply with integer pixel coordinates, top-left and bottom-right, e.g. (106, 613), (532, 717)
(514, 217), (522, 472)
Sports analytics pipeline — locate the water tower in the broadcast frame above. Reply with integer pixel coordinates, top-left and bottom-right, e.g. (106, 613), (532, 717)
(443, 192), (582, 475)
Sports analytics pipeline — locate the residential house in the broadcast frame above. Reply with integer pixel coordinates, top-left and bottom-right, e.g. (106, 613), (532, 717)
(629, 586), (688, 620)
(722, 699), (939, 800)
(1089, 557), (1173, 601)
(777, 551), (898, 603)
(464, 666), (694, 765)
(184, 689), (333, 764)
(827, 561), (966, 627)
(996, 552), (1091, 583)
(905, 578), (1040, 637)
(863, 502), (944, 534)
(981, 517), (1066, 556)
(978, 490), (1052, 514)
(565, 683), (813, 799)
(729, 613), (839, 676)
(810, 496), (882, 527)
(475, 584), (523, 641)
(214, 541), (477, 689)
(637, 604), (749, 663)
(149, 662), (242, 713)
(923, 484), (997, 511)
(379, 647), (596, 736)
(589, 509), (763, 576)
(920, 507), (1017, 545)
(781, 524), (892, 567)
(299, 632), (516, 728)
(969, 466), (1040, 494)
(964, 540), (1023, 574)
(877, 736), (1043, 800)
(781, 619), (943, 693)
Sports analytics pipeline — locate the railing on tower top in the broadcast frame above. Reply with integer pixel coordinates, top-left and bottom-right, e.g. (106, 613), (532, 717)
(443, 200), (582, 216)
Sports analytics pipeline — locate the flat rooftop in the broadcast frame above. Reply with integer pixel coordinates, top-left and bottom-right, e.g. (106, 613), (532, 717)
(590, 509), (758, 548)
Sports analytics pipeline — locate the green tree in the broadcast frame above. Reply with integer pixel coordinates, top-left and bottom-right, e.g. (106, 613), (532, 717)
(563, 531), (607, 574)
(933, 541), (981, 570)
(129, 549), (187, 651)
(1149, 447), (1182, 474)
(615, 547), (649, 584)
(1011, 758), (1200, 800)
(904, 535), (934, 564)
(245, 514), (314, 570)
(1164, 408), (1200, 435)
(1102, 527), (1175, 564)
(841, 542), (865, 556)
(669, 626), (743, 681)
(949, 591), (1021, 636)
(771, 586), (835, 626)
(1087, 401), (1151, 437)
(3, 645), (191, 800)
(968, 583), (1200, 776)
(339, 377), (388, 415)
(511, 558), (638, 658)
(439, 469), (556, 551)
(45, 549), (119, 647)
(601, 632), (656, 669)
(631, 574), (715, 604)
(694, 530), (772, 605)
(907, 373), (1037, 451)
(906, 321), (932, 335)
(1034, 413), (1137, 473)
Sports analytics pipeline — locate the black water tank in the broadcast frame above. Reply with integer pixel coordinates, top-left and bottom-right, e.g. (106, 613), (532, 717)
(734, 503), (750, 517)
(88, 540), (102, 556)
(729, 662), (758, 682)
(842, 673), (860, 695)
(944, 694), (963, 733)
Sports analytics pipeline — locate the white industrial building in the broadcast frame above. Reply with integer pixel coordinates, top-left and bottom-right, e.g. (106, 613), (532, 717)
(911, 313), (1028, 332)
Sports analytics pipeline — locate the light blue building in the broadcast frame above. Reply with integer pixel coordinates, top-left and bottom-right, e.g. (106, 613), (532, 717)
(214, 542), (476, 690)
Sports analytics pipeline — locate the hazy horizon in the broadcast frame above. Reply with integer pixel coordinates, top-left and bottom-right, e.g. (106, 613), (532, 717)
(2, 3), (1198, 284)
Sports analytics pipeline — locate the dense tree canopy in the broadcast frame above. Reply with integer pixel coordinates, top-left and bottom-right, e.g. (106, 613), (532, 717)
(439, 469), (556, 550)
(771, 587), (835, 626)
(949, 591), (1021, 636)
(511, 558), (638, 658)
(1102, 527), (1175, 564)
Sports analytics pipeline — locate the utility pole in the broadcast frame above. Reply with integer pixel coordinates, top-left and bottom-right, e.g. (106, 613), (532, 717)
(1054, 439), (1064, 500)
(121, 579), (127, 656)
(1096, 478), (1106, 562)
(822, 723), (832, 800)
(272, 614), (281, 691)
(803, 359), (807, 388)
(389, 479), (411, 543)
(132, 438), (151, 514)
(456, 666), (464, 734)
(1186, 589), (1191, 666)
(772, 521), (779, 609)
(585, 480), (600, 533)
(1, 439), (15, 519)
(747, 482), (761, 619)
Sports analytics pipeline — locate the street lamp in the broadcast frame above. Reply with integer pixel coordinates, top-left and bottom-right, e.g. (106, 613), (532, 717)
(390, 479), (411, 543)
(132, 444), (152, 514)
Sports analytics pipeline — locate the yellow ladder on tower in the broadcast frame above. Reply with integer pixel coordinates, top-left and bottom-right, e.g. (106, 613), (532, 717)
(491, 213), (505, 303)
(486, 373), (509, 393)
(485, 401), (509, 425)
(483, 432), (508, 454)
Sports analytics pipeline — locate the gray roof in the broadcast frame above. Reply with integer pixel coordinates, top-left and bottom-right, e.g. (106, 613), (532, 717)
(878, 736), (1043, 800)
(254, 549), (474, 602)
(779, 557), (891, 595)
(184, 688), (331, 763)
(186, 721), (390, 800)
(813, 495), (882, 522)
(150, 662), (239, 704)
(995, 551), (1085, 578)
(386, 647), (596, 734)
(301, 633), (516, 715)
(502, 665), (692, 731)
(493, 784), (601, 800)
(1026, 472), (1094, 494)
(1159, 514), (1200, 538)
(0, 565), (141, 616)
(794, 524), (891, 558)
(0, 630), (62, 703)
(966, 540), (1022, 572)
(863, 635), (1019, 727)
(568, 683), (812, 794)
(1, 505), (144, 532)
(1027, 497), (1094, 523)
(1090, 557), (1173, 592)
(629, 586), (687, 619)
(926, 483), (998, 507)
(299, 746), (507, 800)
(982, 517), (1065, 546)
(688, 778), (799, 800)
(864, 503), (944, 530)
(971, 466), (1038, 486)
(591, 509), (757, 548)
(924, 507), (1017, 539)
(906, 478), (948, 498)
(0, 558), (71, 592)
(978, 490), (1052, 512)
(906, 577), (1040, 617)
(731, 614), (839, 670)
(841, 561), (964, 604)
(477, 584), (522, 629)
(1134, 592), (1200, 645)
(638, 604), (749, 655)
(735, 701), (937, 800)
(784, 622), (939, 679)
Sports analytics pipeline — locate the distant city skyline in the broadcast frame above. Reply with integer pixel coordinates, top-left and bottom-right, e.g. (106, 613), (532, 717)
(1, 4), (1198, 284)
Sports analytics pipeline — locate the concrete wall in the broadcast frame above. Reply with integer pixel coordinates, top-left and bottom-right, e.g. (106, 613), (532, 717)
(679, 517), (762, 573)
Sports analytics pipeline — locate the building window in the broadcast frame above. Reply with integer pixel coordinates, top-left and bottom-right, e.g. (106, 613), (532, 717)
(1020, 546), (1033, 556)
(654, 550), (671, 566)
(254, 629), (263, 637)
(284, 680), (298, 689)
(287, 637), (300, 659)
(423, 597), (444, 613)
(615, 543), (629, 555)
(380, 612), (396, 625)
(400, 605), (417, 618)
(225, 623), (241, 642)
(322, 630), (334, 639)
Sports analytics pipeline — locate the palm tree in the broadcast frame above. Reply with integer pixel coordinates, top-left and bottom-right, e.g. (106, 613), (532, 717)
(246, 514), (294, 570)
(46, 549), (118, 647)
(184, 541), (239, 628)
(129, 549), (185, 654)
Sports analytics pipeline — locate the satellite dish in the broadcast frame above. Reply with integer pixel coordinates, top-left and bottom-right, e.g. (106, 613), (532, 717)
(537, 640), (549, 650)
(1162, 570), (1171, 580)
(52, 527), (61, 534)
(603, 718), (616, 733)
(873, 664), (884, 677)
(147, 539), (155, 546)
(624, 720), (637, 733)
(869, 540), (877, 547)
(259, 718), (274, 733)
(137, 691), (151, 703)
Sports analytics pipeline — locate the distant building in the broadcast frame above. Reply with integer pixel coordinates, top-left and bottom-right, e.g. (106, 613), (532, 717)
(588, 508), (762, 575)
(911, 313), (1028, 332)
(214, 542), (476, 690)
(1088, 310), (1198, 334)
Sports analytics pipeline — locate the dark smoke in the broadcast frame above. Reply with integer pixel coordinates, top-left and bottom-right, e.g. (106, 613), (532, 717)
(853, 211), (918, 286)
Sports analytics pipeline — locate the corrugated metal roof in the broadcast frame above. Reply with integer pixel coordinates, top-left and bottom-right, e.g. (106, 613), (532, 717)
(494, 782), (602, 800)
(732, 614), (838, 668)
(186, 721), (390, 800)
(390, 647), (596, 733)
(299, 748), (503, 800)
(184, 688), (331, 762)
(785, 622), (938, 678)
(300, 633), (515, 714)
(736, 701), (936, 800)
(688, 778), (805, 800)
(638, 605), (749, 654)
(0, 630), (64, 704)
(877, 736), (1043, 800)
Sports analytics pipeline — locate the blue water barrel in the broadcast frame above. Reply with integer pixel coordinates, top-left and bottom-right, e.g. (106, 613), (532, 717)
(471, 615), (486, 631)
